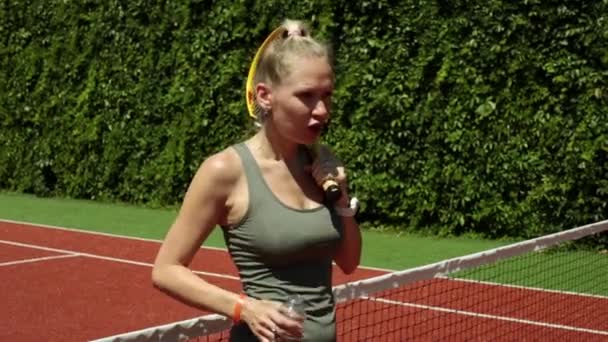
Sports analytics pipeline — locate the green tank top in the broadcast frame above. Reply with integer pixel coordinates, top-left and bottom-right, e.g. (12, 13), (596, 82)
(223, 143), (343, 342)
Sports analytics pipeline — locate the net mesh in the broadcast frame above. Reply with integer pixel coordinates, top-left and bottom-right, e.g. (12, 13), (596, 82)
(93, 220), (608, 342)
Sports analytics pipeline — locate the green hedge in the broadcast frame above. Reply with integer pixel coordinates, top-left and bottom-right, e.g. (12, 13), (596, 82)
(1, 0), (607, 239)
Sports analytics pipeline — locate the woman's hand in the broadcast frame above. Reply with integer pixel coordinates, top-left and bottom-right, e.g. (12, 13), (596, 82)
(309, 144), (350, 206)
(241, 298), (304, 342)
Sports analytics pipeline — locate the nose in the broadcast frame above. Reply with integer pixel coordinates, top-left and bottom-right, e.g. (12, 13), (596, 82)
(312, 99), (329, 121)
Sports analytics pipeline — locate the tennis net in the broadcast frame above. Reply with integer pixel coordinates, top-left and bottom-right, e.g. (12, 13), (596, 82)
(93, 220), (608, 341)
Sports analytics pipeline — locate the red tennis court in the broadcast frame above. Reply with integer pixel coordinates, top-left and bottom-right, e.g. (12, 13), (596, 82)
(2, 219), (607, 341)
(0, 220), (387, 341)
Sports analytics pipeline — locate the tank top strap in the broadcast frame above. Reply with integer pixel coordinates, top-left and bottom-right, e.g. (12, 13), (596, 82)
(231, 143), (268, 203)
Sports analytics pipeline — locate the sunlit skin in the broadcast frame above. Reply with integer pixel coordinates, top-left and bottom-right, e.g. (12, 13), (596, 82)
(242, 56), (344, 214)
(256, 55), (334, 148)
(250, 53), (360, 273)
(152, 54), (361, 342)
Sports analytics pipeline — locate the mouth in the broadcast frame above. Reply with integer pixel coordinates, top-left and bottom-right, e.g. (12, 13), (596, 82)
(307, 121), (323, 135)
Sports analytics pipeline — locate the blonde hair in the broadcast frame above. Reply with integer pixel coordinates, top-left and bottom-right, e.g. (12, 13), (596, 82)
(254, 19), (333, 88)
(250, 20), (333, 127)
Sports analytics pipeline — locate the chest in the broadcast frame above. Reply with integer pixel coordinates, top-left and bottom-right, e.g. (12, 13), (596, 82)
(233, 201), (342, 261)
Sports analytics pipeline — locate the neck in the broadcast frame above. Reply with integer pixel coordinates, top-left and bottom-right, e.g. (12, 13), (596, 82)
(249, 124), (300, 163)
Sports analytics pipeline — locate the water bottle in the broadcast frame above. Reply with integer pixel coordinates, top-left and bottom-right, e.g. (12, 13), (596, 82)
(278, 295), (306, 341)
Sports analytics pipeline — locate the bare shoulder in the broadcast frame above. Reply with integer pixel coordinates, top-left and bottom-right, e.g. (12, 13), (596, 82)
(175, 146), (244, 227)
(199, 147), (242, 179)
(154, 147), (244, 267)
(192, 147), (243, 190)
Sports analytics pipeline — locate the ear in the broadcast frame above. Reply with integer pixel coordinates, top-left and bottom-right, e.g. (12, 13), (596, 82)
(255, 83), (272, 112)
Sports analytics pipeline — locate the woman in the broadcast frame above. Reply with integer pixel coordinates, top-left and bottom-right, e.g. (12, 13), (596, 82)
(152, 19), (361, 342)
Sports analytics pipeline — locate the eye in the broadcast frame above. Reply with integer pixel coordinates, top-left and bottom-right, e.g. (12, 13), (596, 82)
(296, 90), (315, 100)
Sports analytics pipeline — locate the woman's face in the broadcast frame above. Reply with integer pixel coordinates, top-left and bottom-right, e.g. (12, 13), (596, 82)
(267, 56), (334, 145)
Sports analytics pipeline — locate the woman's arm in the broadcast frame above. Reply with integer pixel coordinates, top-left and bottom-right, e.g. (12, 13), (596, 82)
(151, 150), (302, 342)
(152, 151), (239, 317)
(309, 144), (362, 275)
(332, 193), (362, 274)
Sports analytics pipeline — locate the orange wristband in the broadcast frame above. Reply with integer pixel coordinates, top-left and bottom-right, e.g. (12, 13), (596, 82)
(233, 293), (247, 322)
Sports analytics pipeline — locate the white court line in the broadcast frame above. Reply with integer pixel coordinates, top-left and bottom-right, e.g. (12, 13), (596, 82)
(365, 296), (608, 336)
(5, 221), (603, 337)
(0, 239), (240, 281)
(0, 218), (200, 247)
(0, 254), (79, 267)
(447, 276), (608, 300)
(0, 218), (395, 273)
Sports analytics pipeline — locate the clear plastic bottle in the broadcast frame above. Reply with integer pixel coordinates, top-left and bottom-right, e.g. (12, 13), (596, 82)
(279, 295), (306, 341)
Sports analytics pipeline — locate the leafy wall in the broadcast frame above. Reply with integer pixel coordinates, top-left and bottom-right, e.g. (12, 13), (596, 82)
(2, 0), (606, 239)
